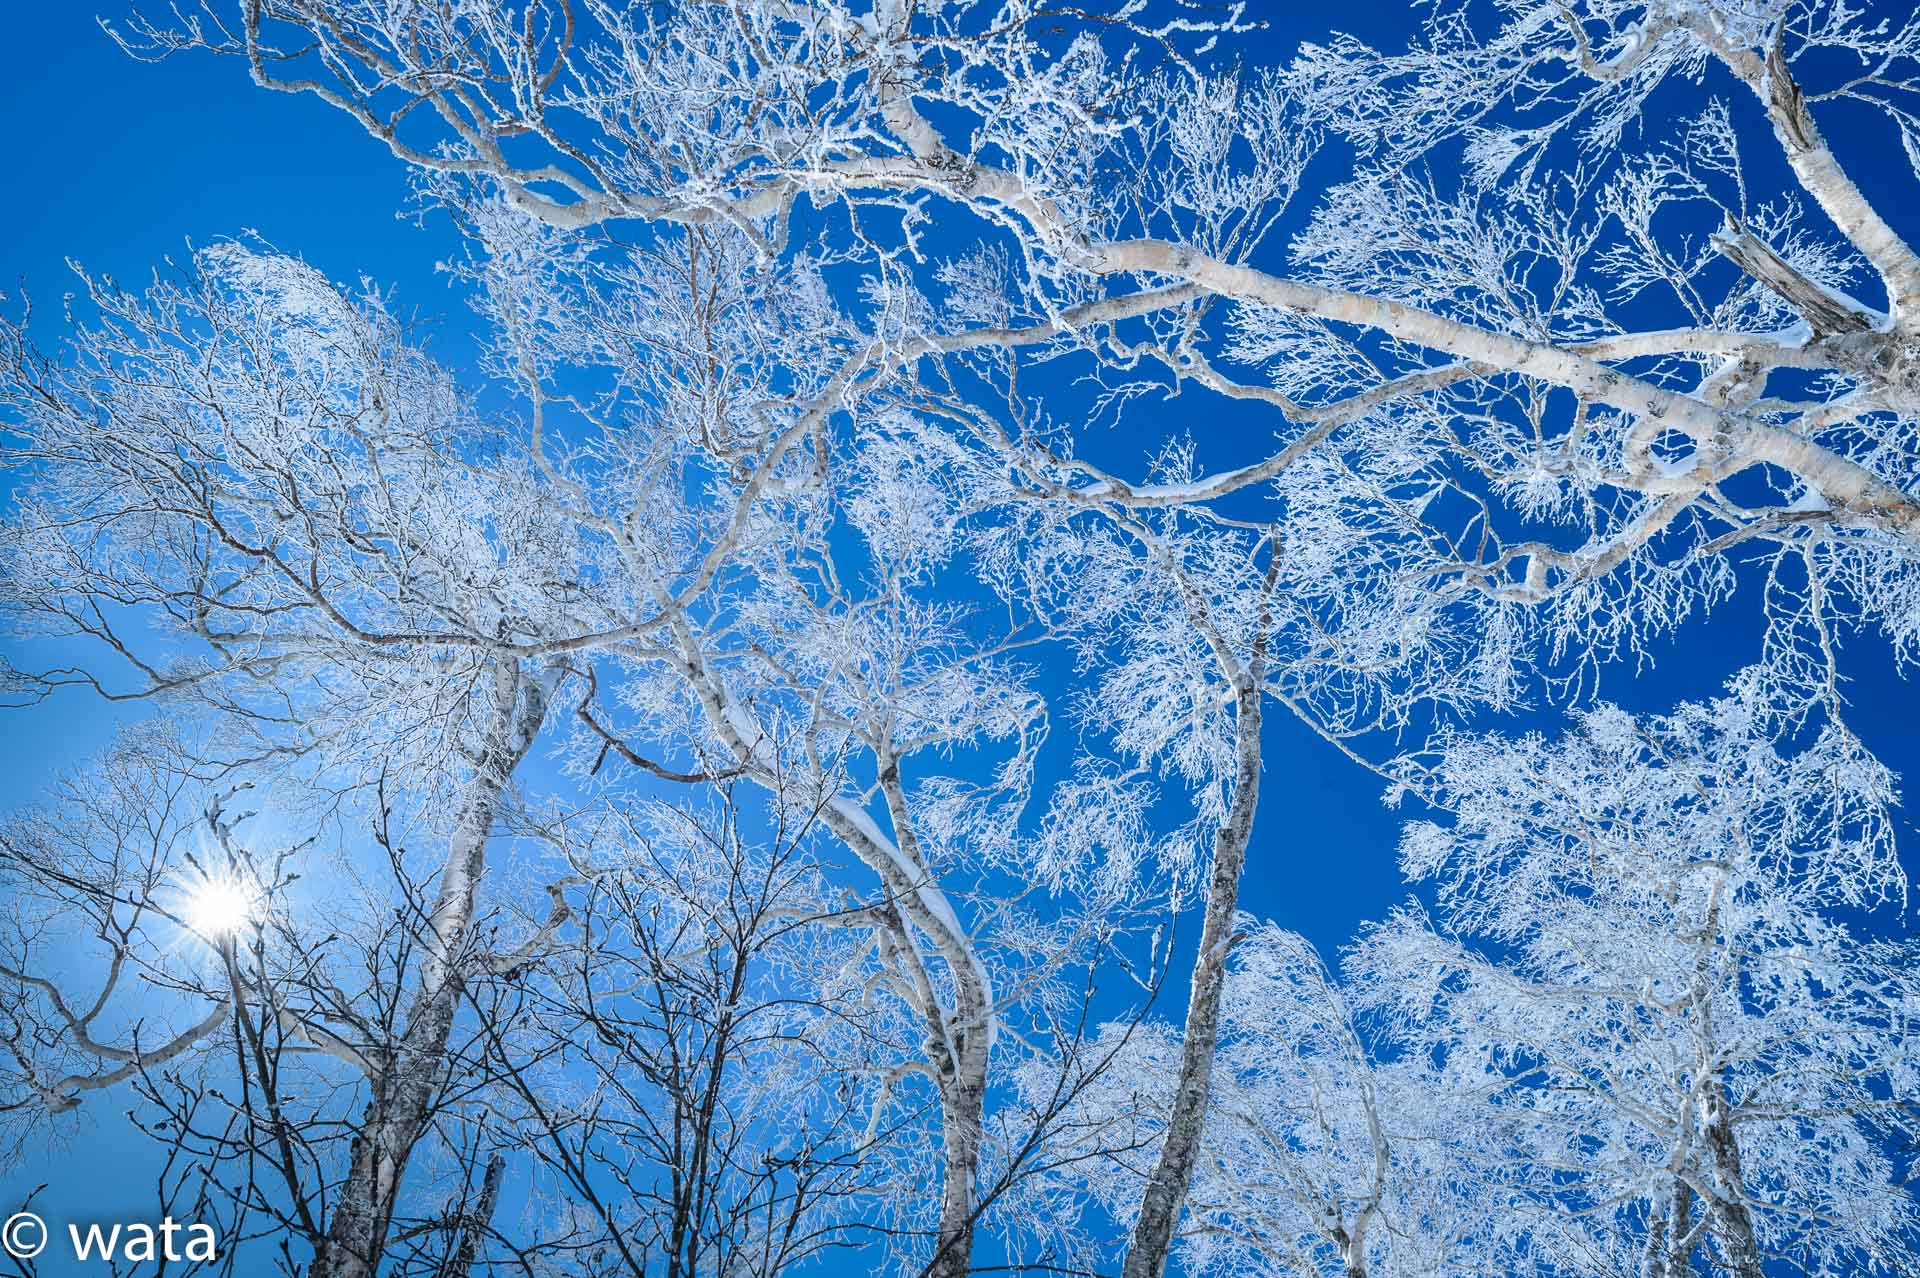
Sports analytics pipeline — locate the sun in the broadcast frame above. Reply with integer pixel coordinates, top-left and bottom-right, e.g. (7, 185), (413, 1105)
(181, 871), (260, 941)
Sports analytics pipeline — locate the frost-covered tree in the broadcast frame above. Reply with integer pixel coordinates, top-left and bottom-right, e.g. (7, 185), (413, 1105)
(1025, 683), (1919, 1277)
(1016, 923), (1489, 1278)
(0, 236), (1173, 1275)
(1355, 685), (1920, 1277)
(0, 249), (603, 1277)
(127, 6), (1920, 1268)
(1, 0), (1918, 1274)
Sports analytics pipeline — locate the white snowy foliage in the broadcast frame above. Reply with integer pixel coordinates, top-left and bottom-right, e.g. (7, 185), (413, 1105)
(5, 1), (1920, 1274)
(1352, 684), (1920, 1275)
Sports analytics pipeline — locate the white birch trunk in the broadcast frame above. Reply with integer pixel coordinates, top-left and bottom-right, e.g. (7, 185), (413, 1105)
(667, 615), (993, 1276)
(311, 661), (550, 1278)
(1121, 679), (1263, 1278)
(1703, 1077), (1765, 1278)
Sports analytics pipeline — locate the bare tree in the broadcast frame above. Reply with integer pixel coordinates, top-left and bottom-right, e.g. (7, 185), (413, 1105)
(464, 785), (888, 1278)
(0, 724), (526, 1277)
(0, 726), (916, 1278)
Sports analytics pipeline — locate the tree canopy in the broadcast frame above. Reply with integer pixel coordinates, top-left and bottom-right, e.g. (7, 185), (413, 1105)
(1, 2), (1917, 1276)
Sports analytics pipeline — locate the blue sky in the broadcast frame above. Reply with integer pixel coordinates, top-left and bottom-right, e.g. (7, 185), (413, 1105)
(2, 2), (1918, 1271)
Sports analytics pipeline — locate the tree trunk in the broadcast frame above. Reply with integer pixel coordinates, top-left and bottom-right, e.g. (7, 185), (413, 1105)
(1332, 1222), (1367, 1278)
(874, 762), (991, 1278)
(1645, 1187), (1669, 1278)
(1121, 681), (1263, 1278)
(1668, 1180), (1696, 1278)
(672, 624), (995, 1278)
(1644, 1177), (1697, 1278)
(927, 1019), (989, 1278)
(1702, 1079), (1764, 1278)
(311, 661), (550, 1278)
(439, 1154), (506, 1278)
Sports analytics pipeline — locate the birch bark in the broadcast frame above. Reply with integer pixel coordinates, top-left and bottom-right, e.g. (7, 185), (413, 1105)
(663, 611), (994, 1277)
(1119, 674), (1262, 1278)
(310, 660), (551, 1278)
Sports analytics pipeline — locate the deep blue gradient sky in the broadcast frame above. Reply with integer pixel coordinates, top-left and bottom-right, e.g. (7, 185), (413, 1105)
(2, 3), (1918, 1271)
